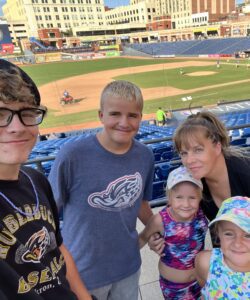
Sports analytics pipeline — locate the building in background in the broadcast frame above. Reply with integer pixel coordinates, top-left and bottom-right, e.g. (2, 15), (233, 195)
(2, 0), (107, 38)
(1, 0), (247, 49)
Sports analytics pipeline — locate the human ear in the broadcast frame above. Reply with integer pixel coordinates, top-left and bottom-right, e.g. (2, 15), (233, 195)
(98, 110), (103, 122)
(214, 142), (222, 155)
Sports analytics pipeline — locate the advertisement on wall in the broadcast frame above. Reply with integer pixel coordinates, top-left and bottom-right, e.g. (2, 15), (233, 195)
(0, 24), (14, 54)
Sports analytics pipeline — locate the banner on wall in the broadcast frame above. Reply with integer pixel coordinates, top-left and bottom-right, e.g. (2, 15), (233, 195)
(0, 24), (14, 54)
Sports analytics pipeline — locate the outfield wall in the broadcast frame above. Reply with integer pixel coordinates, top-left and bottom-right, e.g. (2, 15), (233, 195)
(3, 50), (121, 65)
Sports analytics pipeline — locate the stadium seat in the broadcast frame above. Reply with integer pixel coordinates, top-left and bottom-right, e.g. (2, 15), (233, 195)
(152, 181), (166, 200)
(154, 153), (162, 162)
(155, 163), (171, 181)
(242, 127), (250, 138)
(230, 137), (247, 146)
(161, 151), (174, 161)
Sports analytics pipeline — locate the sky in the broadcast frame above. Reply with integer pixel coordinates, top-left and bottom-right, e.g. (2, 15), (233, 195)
(104, 0), (129, 8)
(0, 0), (5, 16)
(105, 1), (244, 8)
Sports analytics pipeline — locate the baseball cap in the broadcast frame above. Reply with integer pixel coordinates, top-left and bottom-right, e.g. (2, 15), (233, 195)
(0, 59), (40, 105)
(167, 165), (203, 190)
(209, 196), (250, 234)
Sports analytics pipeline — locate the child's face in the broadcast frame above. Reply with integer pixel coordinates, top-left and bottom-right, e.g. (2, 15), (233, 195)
(218, 221), (250, 272)
(99, 96), (142, 151)
(0, 101), (38, 167)
(168, 182), (201, 222)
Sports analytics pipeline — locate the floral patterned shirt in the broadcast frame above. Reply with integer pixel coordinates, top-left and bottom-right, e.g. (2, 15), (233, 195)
(202, 248), (250, 299)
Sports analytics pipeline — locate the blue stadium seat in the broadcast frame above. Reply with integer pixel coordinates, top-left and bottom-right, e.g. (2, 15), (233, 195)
(155, 163), (171, 181)
(242, 128), (250, 138)
(161, 151), (174, 161)
(152, 181), (166, 200)
(154, 153), (162, 162)
(230, 137), (247, 146)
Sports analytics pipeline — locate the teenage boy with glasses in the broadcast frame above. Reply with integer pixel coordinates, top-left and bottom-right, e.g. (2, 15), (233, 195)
(0, 60), (94, 300)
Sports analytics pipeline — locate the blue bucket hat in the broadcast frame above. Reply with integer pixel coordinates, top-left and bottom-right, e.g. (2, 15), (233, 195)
(209, 196), (250, 234)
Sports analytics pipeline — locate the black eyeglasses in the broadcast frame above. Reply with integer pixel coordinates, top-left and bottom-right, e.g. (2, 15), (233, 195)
(0, 107), (47, 127)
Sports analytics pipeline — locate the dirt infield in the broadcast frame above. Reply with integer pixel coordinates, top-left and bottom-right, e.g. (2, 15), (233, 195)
(38, 60), (216, 134)
(38, 59), (249, 134)
(187, 71), (217, 76)
(39, 60), (214, 115)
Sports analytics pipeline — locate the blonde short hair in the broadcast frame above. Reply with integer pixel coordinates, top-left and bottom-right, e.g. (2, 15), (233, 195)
(100, 80), (143, 111)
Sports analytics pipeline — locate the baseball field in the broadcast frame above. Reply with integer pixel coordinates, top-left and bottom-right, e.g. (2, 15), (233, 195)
(21, 57), (250, 134)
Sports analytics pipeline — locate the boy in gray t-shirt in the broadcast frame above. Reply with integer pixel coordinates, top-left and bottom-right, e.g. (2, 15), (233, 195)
(49, 80), (155, 300)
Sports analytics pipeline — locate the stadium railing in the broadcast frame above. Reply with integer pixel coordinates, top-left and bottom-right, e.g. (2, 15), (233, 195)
(24, 121), (250, 208)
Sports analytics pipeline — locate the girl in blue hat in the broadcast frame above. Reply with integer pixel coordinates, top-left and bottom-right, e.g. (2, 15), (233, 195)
(195, 196), (250, 299)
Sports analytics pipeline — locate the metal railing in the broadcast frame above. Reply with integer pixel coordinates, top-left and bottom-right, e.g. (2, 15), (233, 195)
(24, 122), (250, 207)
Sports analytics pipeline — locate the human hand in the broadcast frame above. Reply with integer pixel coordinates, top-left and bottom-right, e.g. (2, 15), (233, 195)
(148, 232), (165, 256)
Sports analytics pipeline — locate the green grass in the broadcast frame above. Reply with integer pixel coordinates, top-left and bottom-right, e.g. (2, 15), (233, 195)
(143, 81), (250, 113)
(42, 109), (98, 128)
(22, 57), (249, 129)
(40, 80), (250, 129)
(114, 64), (250, 89)
(21, 57), (187, 86)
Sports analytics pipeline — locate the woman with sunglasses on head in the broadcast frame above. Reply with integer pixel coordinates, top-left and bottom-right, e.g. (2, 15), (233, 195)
(0, 60), (94, 300)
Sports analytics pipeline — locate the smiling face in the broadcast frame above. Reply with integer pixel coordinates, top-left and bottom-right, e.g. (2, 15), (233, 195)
(98, 96), (142, 153)
(168, 181), (202, 222)
(178, 131), (222, 180)
(218, 221), (250, 272)
(0, 101), (38, 168)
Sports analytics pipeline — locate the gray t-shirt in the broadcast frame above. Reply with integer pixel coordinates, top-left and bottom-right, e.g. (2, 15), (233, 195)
(49, 134), (154, 289)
